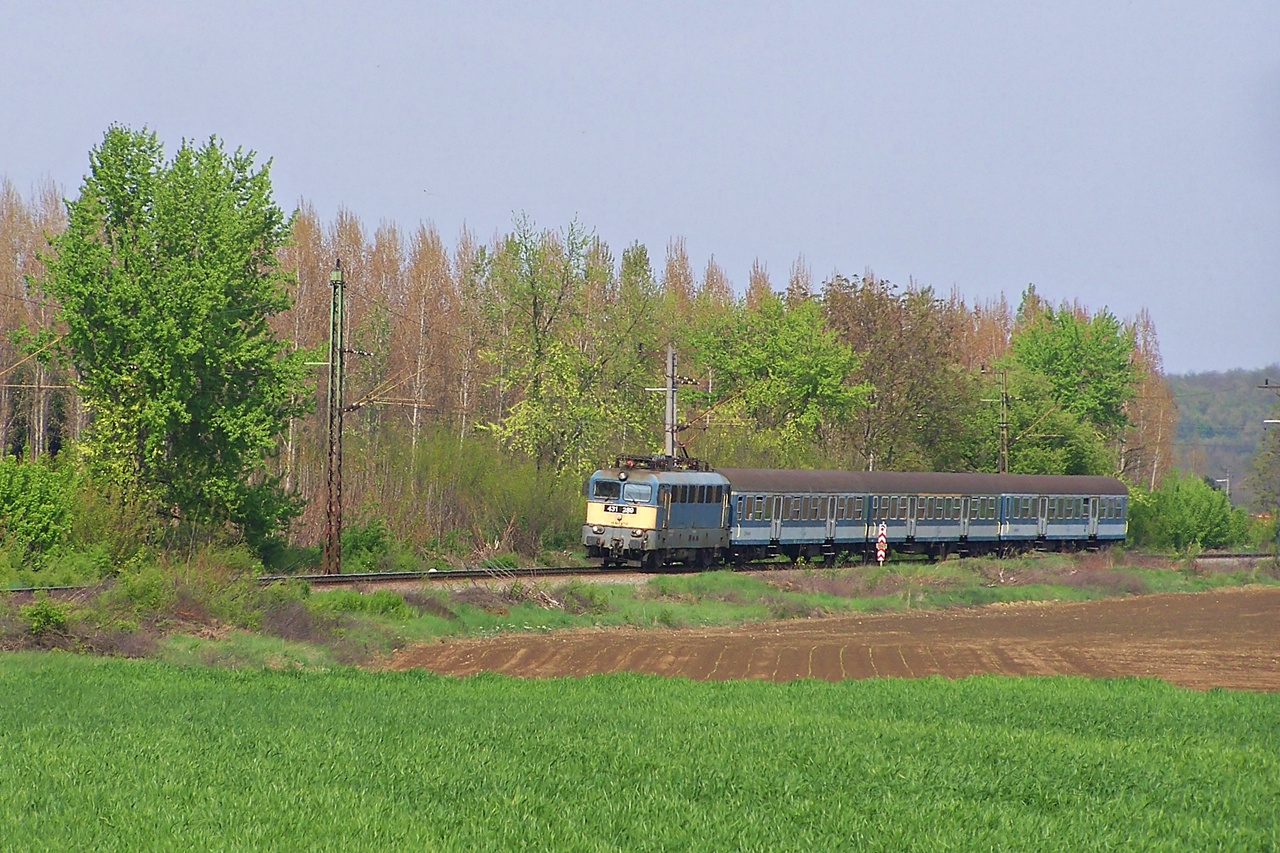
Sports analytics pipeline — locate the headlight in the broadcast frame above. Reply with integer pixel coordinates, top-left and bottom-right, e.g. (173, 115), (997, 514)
(631, 528), (644, 537)
(592, 525), (604, 534)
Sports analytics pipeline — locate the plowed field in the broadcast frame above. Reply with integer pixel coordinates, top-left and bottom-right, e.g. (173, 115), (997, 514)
(389, 586), (1280, 690)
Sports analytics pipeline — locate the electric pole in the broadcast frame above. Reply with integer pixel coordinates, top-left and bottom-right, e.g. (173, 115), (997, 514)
(1260, 379), (1279, 556)
(982, 367), (1010, 474)
(664, 343), (677, 458)
(323, 259), (345, 575)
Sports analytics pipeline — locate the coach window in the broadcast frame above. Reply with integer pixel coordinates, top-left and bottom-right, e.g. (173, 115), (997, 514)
(735, 496), (744, 517)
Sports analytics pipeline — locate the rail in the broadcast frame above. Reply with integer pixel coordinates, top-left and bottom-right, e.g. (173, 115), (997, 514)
(5, 550), (1274, 596)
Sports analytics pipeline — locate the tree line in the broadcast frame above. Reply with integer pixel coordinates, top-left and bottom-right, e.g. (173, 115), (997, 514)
(3, 126), (1252, 567)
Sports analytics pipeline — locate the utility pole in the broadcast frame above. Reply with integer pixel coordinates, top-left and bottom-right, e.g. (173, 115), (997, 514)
(982, 367), (1010, 474)
(1261, 378), (1280, 556)
(323, 259), (345, 575)
(664, 343), (677, 458)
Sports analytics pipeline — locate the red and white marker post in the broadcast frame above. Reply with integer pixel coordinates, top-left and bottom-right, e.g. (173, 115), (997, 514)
(875, 522), (888, 566)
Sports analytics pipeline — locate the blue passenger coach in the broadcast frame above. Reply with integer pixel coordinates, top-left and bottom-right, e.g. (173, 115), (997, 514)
(722, 469), (1127, 562)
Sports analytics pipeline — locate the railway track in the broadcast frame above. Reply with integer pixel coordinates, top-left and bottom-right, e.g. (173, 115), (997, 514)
(6, 551), (1274, 599)
(259, 565), (645, 586)
(2, 564), (646, 598)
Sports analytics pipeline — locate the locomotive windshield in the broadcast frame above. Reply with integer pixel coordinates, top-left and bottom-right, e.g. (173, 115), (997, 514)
(623, 482), (653, 503)
(592, 480), (621, 500)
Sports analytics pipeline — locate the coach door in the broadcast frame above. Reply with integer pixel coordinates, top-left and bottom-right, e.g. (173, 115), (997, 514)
(1037, 496), (1049, 537)
(824, 496), (836, 540)
(906, 496), (917, 539)
(770, 495), (784, 540)
(1087, 496), (1099, 537)
(960, 496), (971, 539)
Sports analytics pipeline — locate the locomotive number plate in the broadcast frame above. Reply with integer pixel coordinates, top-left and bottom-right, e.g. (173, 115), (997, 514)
(603, 504), (637, 514)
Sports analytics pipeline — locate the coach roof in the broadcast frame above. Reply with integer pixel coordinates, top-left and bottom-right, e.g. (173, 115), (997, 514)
(718, 469), (1127, 496)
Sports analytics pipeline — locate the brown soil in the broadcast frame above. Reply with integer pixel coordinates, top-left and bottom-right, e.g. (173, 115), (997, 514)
(387, 586), (1280, 691)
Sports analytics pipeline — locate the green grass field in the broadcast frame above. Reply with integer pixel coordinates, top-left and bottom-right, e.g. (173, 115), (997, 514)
(2, 653), (1276, 851)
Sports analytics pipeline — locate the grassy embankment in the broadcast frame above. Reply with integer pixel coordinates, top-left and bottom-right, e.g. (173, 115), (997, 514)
(1, 653), (1276, 851)
(2, 551), (1277, 668)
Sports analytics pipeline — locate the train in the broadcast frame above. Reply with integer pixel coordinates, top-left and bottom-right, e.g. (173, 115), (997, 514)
(582, 455), (1128, 569)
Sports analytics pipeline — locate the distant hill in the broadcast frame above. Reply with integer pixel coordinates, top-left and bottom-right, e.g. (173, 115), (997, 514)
(1168, 364), (1280, 508)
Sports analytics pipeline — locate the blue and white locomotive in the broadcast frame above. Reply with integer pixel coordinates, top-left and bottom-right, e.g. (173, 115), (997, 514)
(583, 456), (731, 570)
(584, 458), (1128, 569)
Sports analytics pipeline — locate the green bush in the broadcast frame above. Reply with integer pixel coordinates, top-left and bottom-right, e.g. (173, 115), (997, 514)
(309, 589), (415, 621)
(0, 457), (74, 558)
(20, 596), (70, 635)
(1128, 471), (1250, 552)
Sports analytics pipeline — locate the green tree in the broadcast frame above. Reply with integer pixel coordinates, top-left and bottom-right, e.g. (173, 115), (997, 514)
(1009, 288), (1137, 439)
(688, 291), (868, 464)
(43, 126), (311, 547)
(484, 219), (658, 476)
(1001, 367), (1113, 475)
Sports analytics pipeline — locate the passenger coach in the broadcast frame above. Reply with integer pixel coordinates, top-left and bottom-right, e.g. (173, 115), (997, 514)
(722, 470), (1128, 563)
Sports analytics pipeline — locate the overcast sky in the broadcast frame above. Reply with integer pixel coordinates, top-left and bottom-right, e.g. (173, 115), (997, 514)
(3, 1), (1277, 374)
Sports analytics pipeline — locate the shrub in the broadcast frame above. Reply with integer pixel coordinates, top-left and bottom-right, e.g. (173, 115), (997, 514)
(1128, 471), (1250, 552)
(0, 457), (75, 559)
(309, 589), (415, 621)
(557, 580), (611, 615)
(20, 596), (70, 635)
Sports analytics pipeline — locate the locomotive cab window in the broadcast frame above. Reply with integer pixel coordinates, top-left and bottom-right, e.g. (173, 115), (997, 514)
(623, 483), (652, 503)
(593, 480), (621, 500)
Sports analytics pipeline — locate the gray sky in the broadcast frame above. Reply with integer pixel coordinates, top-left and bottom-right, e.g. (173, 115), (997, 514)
(3, 1), (1277, 373)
